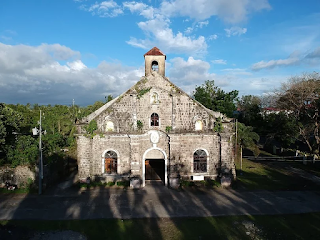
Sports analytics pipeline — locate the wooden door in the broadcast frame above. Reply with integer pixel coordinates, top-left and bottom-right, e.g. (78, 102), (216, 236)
(105, 158), (114, 173)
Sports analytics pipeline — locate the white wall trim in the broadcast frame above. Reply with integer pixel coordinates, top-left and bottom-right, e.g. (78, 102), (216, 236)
(101, 149), (121, 174)
(192, 148), (209, 174)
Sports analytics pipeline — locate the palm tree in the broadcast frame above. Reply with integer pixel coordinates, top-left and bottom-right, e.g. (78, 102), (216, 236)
(236, 122), (260, 170)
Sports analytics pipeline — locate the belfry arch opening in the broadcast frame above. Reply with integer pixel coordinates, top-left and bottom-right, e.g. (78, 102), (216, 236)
(151, 61), (159, 72)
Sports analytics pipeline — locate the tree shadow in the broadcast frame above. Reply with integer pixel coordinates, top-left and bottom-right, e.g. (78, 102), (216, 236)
(2, 163), (320, 239)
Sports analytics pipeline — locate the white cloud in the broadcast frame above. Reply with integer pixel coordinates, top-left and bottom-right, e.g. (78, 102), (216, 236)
(184, 21), (209, 34)
(224, 27), (247, 37)
(160, 0), (271, 23)
(208, 34), (218, 40)
(212, 59), (227, 64)
(251, 57), (299, 71)
(81, 0), (123, 17)
(168, 57), (224, 94)
(123, 1), (154, 19)
(184, 27), (193, 34)
(127, 15), (207, 55)
(197, 20), (209, 28)
(0, 43), (143, 105)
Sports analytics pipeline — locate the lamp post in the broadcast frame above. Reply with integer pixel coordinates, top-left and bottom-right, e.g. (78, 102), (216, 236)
(32, 110), (45, 195)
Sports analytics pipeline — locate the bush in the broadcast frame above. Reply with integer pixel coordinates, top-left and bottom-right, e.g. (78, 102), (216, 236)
(180, 180), (195, 187)
(205, 179), (220, 187)
(117, 181), (129, 187)
(106, 181), (115, 186)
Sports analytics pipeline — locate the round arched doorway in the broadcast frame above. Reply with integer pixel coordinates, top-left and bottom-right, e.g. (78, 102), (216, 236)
(142, 147), (167, 187)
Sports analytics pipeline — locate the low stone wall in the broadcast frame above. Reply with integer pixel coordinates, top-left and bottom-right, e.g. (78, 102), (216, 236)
(0, 165), (36, 187)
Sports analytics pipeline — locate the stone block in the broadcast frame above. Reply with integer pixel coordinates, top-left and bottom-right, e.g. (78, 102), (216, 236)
(169, 178), (180, 189)
(130, 178), (141, 189)
(221, 176), (232, 188)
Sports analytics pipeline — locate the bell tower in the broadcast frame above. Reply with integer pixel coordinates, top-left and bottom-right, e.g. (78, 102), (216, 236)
(144, 47), (166, 77)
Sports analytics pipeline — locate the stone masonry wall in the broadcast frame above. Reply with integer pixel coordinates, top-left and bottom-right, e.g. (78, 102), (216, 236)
(77, 131), (234, 181)
(88, 72), (224, 135)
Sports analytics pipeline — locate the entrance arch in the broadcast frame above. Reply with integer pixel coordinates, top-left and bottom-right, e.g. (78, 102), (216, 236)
(142, 147), (167, 187)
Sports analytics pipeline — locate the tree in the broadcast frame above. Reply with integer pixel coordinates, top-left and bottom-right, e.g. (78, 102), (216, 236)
(105, 95), (114, 103)
(237, 95), (263, 128)
(193, 80), (239, 117)
(6, 135), (38, 167)
(236, 122), (260, 169)
(275, 72), (320, 154)
(0, 104), (23, 156)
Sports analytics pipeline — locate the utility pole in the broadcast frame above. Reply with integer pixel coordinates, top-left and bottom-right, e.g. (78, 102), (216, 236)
(39, 110), (43, 195)
(33, 110), (44, 194)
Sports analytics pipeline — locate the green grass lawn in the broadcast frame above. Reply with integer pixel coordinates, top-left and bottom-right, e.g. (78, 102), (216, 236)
(1, 213), (320, 240)
(234, 158), (320, 191)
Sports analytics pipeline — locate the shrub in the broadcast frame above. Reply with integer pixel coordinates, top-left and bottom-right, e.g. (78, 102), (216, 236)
(106, 181), (115, 186)
(180, 180), (195, 187)
(117, 181), (130, 187)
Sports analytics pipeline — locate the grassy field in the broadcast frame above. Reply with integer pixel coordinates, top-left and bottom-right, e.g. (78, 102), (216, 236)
(1, 213), (320, 240)
(234, 158), (320, 191)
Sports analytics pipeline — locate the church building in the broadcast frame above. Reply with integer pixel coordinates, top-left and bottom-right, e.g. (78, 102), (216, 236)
(76, 47), (235, 187)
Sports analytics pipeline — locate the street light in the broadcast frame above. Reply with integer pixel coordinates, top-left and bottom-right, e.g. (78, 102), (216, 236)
(32, 110), (46, 195)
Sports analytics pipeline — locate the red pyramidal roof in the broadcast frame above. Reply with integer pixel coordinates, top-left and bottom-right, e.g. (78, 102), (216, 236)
(144, 47), (166, 59)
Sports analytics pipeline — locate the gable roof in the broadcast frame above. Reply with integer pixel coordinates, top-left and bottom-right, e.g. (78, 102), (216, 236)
(144, 47), (166, 59)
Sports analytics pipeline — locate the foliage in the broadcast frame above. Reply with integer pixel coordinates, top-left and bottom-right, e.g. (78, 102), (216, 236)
(213, 117), (224, 133)
(106, 181), (115, 186)
(0, 101), (109, 167)
(237, 95), (263, 127)
(180, 180), (195, 187)
(105, 95), (113, 103)
(116, 181), (130, 187)
(85, 120), (97, 134)
(7, 135), (38, 167)
(0, 104), (23, 152)
(236, 94), (300, 149)
(165, 126), (172, 133)
(193, 80), (239, 117)
(137, 120), (143, 131)
(137, 87), (152, 99)
(236, 122), (260, 151)
(275, 72), (320, 153)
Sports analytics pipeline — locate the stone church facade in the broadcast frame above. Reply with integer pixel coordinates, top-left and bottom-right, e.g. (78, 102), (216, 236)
(76, 47), (235, 187)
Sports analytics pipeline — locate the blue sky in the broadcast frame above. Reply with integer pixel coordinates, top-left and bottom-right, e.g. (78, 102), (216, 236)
(0, 0), (320, 105)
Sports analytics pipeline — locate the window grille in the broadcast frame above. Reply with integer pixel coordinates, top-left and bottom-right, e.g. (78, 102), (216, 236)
(193, 149), (207, 173)
(105, 151), (117, 174)
(151, 113), (159, 126)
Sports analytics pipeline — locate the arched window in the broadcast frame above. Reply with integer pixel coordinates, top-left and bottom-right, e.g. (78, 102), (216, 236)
(151, 113), (159, 126)
(105, 151), (117, 174)
(106, 121), (114, 132)
(195, 120), (203, 131)
(193, 149), (207, 173)
(151, 61), (159, 72)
